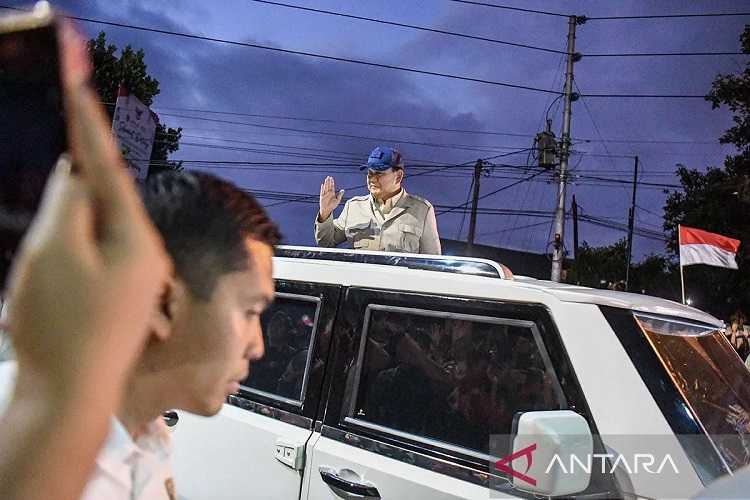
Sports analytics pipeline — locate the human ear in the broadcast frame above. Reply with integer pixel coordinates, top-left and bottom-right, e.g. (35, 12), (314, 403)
(149, 277), (184, 342)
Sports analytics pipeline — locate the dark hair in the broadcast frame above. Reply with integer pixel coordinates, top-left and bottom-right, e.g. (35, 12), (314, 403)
(142, 171), (282, 300)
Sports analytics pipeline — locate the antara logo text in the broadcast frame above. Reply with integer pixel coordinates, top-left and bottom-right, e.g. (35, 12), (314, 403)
(495, 443), (679, 487)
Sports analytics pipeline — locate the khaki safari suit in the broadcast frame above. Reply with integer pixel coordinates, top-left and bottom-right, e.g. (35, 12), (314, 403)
(314, 189), (441, 254)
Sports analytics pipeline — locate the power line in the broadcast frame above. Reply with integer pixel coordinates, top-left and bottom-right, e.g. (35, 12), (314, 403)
(586, 12), (750, 21)
(159, 112), (531, 153)
(0, 5), (562, 96)
(579, 92), (707, 99)
(444, 0), (569, 18)
(2, 5), (725, 98)
(247, 0), (565, 55)
(246, 186), (665, 242)
(437, 169), (547, 215)
(584, 50), (746, 57)
(155, 105), (540, 139)
(181, 134), (362, 160)
(576, 214), (667, 242)
(573, 138), (726, 145)
(636, 204), (665, 219)
(263, 147), (534, 208)
(573, 82), (630, 197)
(158, 105), (726, 144)
(479, 218), (552, 237)
(573, 174), (681, 189)
(249, 1), (743, 58)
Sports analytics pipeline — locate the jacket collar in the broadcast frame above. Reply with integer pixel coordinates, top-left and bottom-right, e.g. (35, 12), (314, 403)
(381, 189), (412, 223)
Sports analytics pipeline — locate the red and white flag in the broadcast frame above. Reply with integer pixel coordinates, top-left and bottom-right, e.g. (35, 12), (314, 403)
(679, 225), (740, 269)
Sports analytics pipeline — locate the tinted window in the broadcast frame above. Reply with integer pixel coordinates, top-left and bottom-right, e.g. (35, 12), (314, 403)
(242, 295), (319, 402)
(638, 317), (750, 472)
(350, 306), (565, 455)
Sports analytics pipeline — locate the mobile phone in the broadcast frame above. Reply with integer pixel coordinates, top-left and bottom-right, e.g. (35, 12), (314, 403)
(0, 2), (65, 249)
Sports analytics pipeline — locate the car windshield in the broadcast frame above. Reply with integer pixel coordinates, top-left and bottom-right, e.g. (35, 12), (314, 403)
(636, 313), (750, 472)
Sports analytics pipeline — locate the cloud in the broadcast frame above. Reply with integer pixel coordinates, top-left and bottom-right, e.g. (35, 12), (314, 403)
(40, 0), (745, 257)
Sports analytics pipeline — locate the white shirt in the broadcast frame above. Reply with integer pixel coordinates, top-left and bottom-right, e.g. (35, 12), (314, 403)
(80, 417), (175, 500)
(0, 361), (175, 500)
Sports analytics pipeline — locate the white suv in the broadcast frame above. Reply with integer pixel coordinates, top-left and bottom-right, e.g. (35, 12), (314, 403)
(170, 247), (750, 499)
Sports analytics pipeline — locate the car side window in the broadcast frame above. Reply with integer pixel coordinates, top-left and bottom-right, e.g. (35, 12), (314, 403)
(348, 305), (565, 455)
(242, 293), (320, 403)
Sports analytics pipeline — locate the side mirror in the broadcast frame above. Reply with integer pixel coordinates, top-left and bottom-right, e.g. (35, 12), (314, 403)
(496, 410), (593, 497)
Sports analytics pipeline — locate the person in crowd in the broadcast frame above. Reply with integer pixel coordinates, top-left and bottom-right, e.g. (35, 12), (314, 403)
(249, 310), (297, 395)
(727, 311), (750, 362)
(314, 146), (441, 254)
(2, 170), (281, 500)
(0, 21), (171, 500)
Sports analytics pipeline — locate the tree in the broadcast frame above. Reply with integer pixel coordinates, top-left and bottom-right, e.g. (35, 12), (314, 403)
(87, 32), (182, 176)
(566, 238), (679, 299)
(662, 25), (750, 319)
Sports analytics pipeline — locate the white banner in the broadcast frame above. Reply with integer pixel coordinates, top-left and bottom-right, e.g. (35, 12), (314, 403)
(112, 88), (157, 180)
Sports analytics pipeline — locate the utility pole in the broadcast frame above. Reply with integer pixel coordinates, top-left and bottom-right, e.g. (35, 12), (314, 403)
(550, 15), (584, 282)
(572, 195), (579, 261)
(572, 195), (580, 284)
(466, 159), (483, 255)
(625, 156), (639, 291)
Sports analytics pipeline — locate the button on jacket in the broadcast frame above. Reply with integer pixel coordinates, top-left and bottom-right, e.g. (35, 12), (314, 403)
(314, 190), (441, 254)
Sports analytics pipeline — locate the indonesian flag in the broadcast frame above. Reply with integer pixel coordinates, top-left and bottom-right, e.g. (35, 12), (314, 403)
(679, 225), (740, 269)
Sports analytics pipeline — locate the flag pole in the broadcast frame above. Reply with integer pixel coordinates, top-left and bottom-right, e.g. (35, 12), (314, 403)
(679, 225), (686, 305)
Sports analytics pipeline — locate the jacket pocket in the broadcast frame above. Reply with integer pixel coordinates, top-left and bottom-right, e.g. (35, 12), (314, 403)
(399, 223), (422, 253)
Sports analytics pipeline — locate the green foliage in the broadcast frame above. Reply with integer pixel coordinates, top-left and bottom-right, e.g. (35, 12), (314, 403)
(87, 32), (182, 175)
(662, 24), (750, 318)
(566, 239), (679, 300)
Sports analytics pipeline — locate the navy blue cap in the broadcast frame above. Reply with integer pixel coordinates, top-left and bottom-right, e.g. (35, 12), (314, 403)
(360, 146), (405, 172)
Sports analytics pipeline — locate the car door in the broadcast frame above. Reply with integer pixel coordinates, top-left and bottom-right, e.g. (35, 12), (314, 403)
(171, 280), (340, 500)
(303, 288), (621, 500)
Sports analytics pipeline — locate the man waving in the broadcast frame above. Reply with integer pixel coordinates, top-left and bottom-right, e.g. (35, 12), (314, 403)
(314, 146), (441, 254)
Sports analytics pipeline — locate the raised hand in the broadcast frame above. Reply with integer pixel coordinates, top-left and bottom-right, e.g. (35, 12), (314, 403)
(6, 20), (171, 393)
(319, 176), (344, 221)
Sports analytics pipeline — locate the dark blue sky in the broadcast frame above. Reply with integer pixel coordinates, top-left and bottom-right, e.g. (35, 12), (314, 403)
(25, 0), (750, 262)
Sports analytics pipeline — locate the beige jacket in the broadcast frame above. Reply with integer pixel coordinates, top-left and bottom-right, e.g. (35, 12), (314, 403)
(314, 190), (441, 254)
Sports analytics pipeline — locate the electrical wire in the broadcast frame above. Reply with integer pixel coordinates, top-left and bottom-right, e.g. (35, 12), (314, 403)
(586, 12), (750, 21)
(444, 0), (569, 18)
(159, 112), (531, 153)
(247, 0), (566, 55)
(574, 174), (681, 189)
(574, 82), (629, 196)
(155, 105), (539, 138)
(149, 104), (724, 144)
(0, 6), (561, 96)
(263, 147), (535, 208)
(2, 5), (729, 98)
(584, 50), (746, 57)
(479, 219), (553, 237)
(579, 91), (707, 99)
(437, 169), (547, 215)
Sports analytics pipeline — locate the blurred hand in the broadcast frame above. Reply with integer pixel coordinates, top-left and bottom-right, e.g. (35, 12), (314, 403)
(318, 176), (344, 221)
(4, 22), (170, 391)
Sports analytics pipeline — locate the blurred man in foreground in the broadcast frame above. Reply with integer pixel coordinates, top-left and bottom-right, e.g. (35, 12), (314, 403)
(0, 21), (170, 500)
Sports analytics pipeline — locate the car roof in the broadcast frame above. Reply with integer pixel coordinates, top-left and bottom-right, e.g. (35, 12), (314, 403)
(273, 246), (723, 328)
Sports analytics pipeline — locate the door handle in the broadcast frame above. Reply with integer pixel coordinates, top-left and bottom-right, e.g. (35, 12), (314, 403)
(319, 466), (380, 498)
